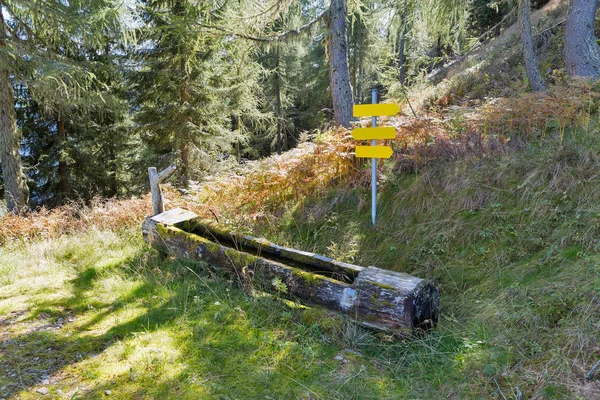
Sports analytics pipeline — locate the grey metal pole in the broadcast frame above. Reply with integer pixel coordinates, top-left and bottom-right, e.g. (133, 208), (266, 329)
(371, 89), (377, 225)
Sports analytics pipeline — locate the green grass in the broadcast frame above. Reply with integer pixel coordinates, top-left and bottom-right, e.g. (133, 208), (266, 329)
(1, 130), (599, 399)
(248, 129), (600, 399)
(0, 228), (460, 399)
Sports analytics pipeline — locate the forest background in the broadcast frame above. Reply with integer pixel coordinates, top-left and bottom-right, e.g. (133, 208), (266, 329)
(3, 0), (593, 212)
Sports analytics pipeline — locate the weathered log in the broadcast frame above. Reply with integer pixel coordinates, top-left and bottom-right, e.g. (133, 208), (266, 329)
(143, 208), (439, 333)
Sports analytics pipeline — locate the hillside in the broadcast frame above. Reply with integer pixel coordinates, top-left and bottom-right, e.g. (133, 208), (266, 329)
(2, 80), (600, 398)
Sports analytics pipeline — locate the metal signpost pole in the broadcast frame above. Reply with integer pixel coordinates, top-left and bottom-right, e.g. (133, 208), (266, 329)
(352, 91), (397, 225)
(371, 89), (377, 225)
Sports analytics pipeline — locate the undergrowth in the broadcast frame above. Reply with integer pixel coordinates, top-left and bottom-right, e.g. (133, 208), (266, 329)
(0, 189), (187, 246)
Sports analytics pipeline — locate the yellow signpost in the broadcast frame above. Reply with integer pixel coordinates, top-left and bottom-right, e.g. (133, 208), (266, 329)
(352, 103), (400, 117)
(352, 92), (398, 225)
(355, 145), (393, 159)
(351, 127), (396, 141)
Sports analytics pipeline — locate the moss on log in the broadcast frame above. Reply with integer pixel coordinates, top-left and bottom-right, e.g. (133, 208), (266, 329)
(142, 208), (439, 333)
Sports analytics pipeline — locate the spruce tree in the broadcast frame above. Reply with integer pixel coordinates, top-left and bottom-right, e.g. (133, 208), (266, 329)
(133, 0), (267, 187)
(0, 0), (131, 211)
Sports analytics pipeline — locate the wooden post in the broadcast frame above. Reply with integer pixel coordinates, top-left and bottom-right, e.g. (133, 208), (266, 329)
(148, 164), (176, 216)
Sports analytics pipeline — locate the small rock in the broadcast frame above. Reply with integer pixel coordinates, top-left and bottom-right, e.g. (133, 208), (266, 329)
(56, 389), (63, 394)
(105, 390), (112, 395)
(36, 387), (49, 395)
(67, 317), (74, 323)
(344, 348), (364, 357)
(333, 355), (345, 361)
(41, 379), (50, 385)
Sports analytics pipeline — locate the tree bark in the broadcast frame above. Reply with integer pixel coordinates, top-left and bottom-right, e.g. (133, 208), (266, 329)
(274, 48), (284, 154)
(0, 12), (30, 214)
(350, 40), (357, 98)
(398, 0), (408, 84)
(180, 57), (190, 188)
(519, 0), (545, 91)
(564, 0), (600, 78)
(108, 144), (118, 197)
(0, 70), (28, 212)
(57, 115), (70, 197)
(357, 60), (363, 103)
(0, 11), (28, 212)
(179, 141), (190, 188)
(327, 0), (354, 128)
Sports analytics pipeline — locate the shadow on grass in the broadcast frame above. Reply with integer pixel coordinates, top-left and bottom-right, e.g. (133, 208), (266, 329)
(1, 244), (458, 399)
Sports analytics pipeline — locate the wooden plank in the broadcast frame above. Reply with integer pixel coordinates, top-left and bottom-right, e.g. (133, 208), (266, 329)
(151, 207), (198, 226)
(355, 146), (393, 159)
(353, 103), (400, 117)
(352, 127), (396, 140)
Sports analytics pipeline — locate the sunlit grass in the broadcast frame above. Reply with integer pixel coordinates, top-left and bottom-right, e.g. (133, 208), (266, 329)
(1, 228), (432, 399)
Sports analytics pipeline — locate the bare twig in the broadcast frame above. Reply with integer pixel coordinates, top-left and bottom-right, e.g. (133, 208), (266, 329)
(209, 208), (220, 224)
(494, 378), (507, 400)
(585, 360), (600, 380)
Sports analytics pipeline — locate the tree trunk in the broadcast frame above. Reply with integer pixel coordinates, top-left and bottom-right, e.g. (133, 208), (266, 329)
(357, 60), (363, 103)
(0, 12), (28, 212)
(143, 209), (440, 333)
(350, 40), (357, 98)
(180, 57), (190, 188)
(519, 0), (545, 91)
(0, 70), (28, 212)
(274, 48), (284, 154)
(564, 0), (600, 78)
(327, 0), (354, 128)
(57, 115), (70, 197)
(179, 141), (190, 188)
(233, 115), (241, 160)
(108, 145), (118, 197)
(398, 0), (408, 84)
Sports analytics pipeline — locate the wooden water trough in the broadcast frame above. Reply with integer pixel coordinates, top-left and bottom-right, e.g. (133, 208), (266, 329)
(142, 208), (440, 334)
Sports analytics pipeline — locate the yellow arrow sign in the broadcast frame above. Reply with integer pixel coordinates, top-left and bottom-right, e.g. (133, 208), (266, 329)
(352, 127), (396, 140)
(355, 146), (393, 159)
(353, 103), (400, 117)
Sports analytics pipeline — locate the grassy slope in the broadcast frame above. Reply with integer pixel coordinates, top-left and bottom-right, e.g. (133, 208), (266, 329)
(234, 129), (600, 398)
(1, 129), (598, 399)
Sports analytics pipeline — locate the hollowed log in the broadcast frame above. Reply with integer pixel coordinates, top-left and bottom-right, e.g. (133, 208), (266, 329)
(142, 208), (439, 333)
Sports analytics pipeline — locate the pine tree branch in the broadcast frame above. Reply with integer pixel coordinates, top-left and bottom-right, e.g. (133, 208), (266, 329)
(197, 8), (329, 43)
(2, 1), (39, 45)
